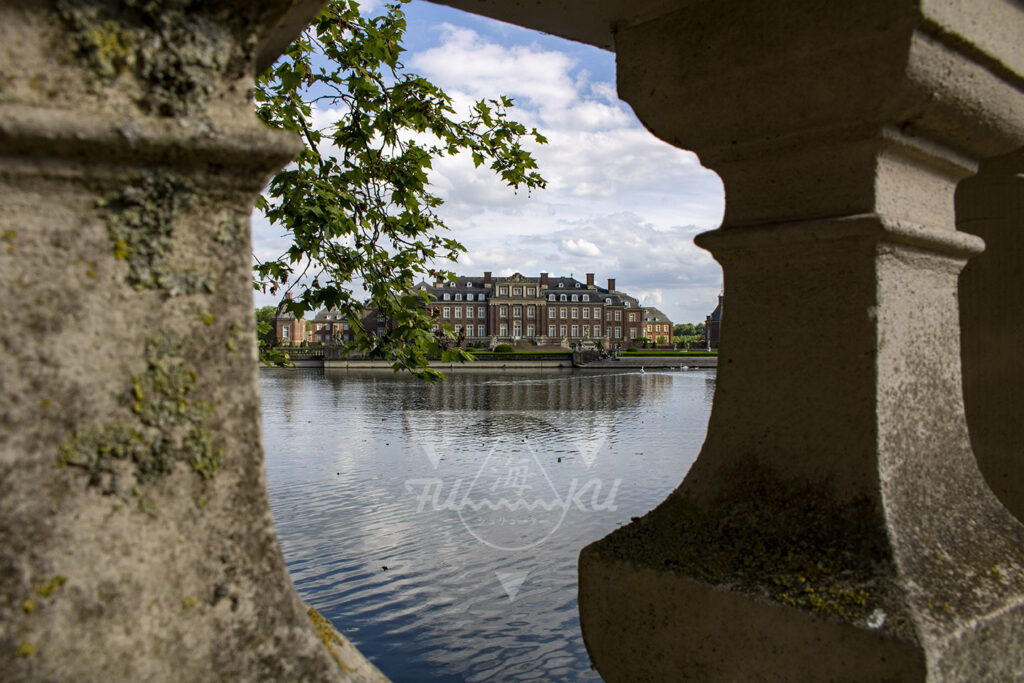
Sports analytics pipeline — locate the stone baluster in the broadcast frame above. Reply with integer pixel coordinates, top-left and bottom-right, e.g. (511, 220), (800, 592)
(958, 149), (1024, 523)
(0, 1), (383, 679)
(579, 1), (1024, 679)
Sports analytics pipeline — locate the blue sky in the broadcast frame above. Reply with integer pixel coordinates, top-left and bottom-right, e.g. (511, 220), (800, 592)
(252, 0), (725, 324)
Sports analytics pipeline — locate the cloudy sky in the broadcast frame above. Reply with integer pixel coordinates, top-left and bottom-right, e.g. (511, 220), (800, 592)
(252, 0), (725, 325)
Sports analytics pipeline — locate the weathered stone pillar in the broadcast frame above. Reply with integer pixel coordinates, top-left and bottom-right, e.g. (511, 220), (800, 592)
(580, 1), (1024, 680)
(958, 148), (1024, 523)
(0, 1), (383, 679)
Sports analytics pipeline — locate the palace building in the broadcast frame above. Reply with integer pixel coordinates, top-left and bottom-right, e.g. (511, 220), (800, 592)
(419, 271), (664, 346)
(272, 272), (673, 347)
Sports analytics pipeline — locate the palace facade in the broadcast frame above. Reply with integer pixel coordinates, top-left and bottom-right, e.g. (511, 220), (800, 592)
(272, 272), (674, 347)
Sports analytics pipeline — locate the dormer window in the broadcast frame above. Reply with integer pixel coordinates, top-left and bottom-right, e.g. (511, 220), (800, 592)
(625, 302), (631, 307)
(455, 294), (462, 301)
(575, 283), (581, 288)
(548, 294), (555, 301)
(443, 293), (450, 301)
(605, 298), (612, 304)
(583, 295), (589, 302)
(571, 294), (578, 302)
(448, 282), (455, 288)
(558, 283), (564, 288)
(560, 294), (567, 302)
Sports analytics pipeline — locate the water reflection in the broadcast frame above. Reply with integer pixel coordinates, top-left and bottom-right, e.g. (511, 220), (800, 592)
(261, 368), (714, 682)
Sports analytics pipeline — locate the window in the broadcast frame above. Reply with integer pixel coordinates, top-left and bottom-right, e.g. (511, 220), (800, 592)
(478, 325), (486, 336)
(628, 313), (635, 321)
(571, 294), (578, 302)
(605, 298), (611, 304)
(606, 311), (612, 321)
(594, 307), (600, 318)
(560, 325), (567, 337)
(548, 308), (555, 319)
(432, 323), (439, 332)
(575, 283), (581, 288)
(443, 307), (450, 318)
(560, 294), (567, 302)
(527, 305), (535, 318)
(513, 306), (522, 318)
(630, 329), (637, 338)
(571, 325), (578, 337)
(548, 294), (555, 301)
(455, 325), (462, 334)
(500, 287), (508, 295)
(625, 302), (631, 307)
(558, 282), (564, 288)
(571, 308), (579, 319)
(615, 311), (621, 321)
(527, 324), (534, 337)
(583, 326), (590, 337)
(282, 326), (289, 339)
(560, 308), (567, 319)
(455, 294), (462, 301)
(548, 325), (555, 336)
(478, 306), (485, 318)
(583, 308), (590, 319)
(583, 295), (589, 302)
(513, 287), (522, 295)
(454, 307), (462, 318)
(500, 306), (508, 317)
(343, 322), (349, 330)
(594, 325), (601, 337)
(500, 324), (508, 336)
(527, 288), (535, 296)
(614, 327), (621, 338)
(443, 293), (450, 301)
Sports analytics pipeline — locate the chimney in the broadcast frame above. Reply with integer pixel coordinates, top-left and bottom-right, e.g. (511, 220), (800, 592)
(607, 278), (616, 292)
(540, 272), (549, 287)
(483, 271), (492, 287)
(586, 273), (595, 288)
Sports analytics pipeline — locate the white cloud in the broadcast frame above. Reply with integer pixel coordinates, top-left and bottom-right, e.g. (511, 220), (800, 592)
(561, 239), (601, 257)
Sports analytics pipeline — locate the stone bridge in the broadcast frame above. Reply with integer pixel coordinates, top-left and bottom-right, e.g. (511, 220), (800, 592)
(2, 1), (1024, 681)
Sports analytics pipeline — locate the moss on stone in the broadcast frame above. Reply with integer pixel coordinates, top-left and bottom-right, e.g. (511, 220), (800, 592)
(308, 607), (355, 674)
(16, 641), (36, 658)
(595, 464), (899, 629)
(60, 331), (222, 498)
(34, 575), (67, 598)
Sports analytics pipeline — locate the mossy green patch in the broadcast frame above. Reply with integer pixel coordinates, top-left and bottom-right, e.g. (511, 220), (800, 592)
(34, 575), (67, 598)
(308, 607), (355, 674)
(16, 641), (36, 658)
(100, 173), (215, 296)
(596, 465), (896, 627)
(60, 331), (222, 498)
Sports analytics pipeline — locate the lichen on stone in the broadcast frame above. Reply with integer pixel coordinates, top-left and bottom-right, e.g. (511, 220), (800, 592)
(56, 0), (238, 117)
(59, 331), (222, 498)
(100, 172), (215, 296)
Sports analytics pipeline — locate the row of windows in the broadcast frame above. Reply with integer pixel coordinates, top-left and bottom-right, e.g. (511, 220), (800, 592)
(497, 286), (537, 296)
(439, 306), (487, 318)
(441, 293), (484, 301)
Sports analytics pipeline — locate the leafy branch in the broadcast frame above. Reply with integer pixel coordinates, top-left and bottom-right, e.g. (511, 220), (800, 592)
(254, 0), (546, 378)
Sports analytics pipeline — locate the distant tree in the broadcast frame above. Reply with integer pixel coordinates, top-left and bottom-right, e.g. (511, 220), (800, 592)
(253, 0), (546, 379)
(255, 305), (278, 347)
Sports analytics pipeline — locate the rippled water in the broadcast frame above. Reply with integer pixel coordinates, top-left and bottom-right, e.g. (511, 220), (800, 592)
(260, 368), (715, 682)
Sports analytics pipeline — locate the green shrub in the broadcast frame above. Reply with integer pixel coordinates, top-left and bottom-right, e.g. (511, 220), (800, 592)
(493, 343), (515, 353)
(626, 347), (639, 353)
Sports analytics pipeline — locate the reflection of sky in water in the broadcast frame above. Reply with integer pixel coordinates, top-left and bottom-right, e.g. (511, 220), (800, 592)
(261, 368), (715, 682)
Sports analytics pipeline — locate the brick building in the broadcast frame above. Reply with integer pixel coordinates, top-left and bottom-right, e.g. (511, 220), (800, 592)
(419, 272), (658, 347)
(641, 307), (674, 344)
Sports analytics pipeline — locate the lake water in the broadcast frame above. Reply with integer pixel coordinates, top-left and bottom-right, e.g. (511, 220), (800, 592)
(260, 367), (715, 682)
